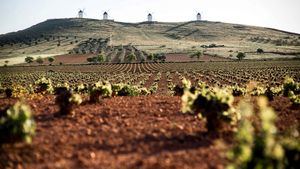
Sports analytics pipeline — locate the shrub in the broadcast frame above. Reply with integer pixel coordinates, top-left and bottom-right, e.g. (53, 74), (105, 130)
(265, 86), (282, 101)
(48, 57), (55, 63)
(75, 83), (88, 93)
(231, 86), (246, 96)
(34, 77), (54, 94)
(5, 88), (13, 98)
(256, 48), (264, 54)
(288, 91), (300, 106)
(236, 52), (246, 60)
(181, 78), (240, 133)
(228, 97), (300, 169)
(89, 81), (112, 103)
(25, 56), (34, 64)
(190, 51), (203, 60)
(36, 56), (44, 64)
(283, 76), (299, 96)
(112, 83), (150, 96)
(117, 85), (140, 96)
(97, 54), (105, 63)
(147, 53), (154, 60)
(127, 53), (137, 62)
(55, 87), (82, 116)
(0, 101), (36, 144)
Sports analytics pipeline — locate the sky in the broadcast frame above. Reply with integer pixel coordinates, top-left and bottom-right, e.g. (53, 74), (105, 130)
(0, 0), (300, 34)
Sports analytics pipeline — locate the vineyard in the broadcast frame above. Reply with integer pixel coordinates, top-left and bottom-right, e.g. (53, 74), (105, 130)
(0, 60), (300, 169)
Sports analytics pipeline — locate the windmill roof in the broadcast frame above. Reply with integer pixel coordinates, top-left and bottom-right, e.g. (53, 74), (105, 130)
(197, 13), (201, 15)
(148, 13), (152, 16)
(104, 12), (108, 15)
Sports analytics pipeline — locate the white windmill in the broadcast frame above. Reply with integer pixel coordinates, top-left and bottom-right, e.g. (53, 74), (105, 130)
(147, 13), (153, 22)
(103, 11), (108, 20)
(197, 12), (201, 21)
(78, 9), (86, 18)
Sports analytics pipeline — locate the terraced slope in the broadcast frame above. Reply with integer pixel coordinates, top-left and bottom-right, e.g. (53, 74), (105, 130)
(0, 18), (300, 65)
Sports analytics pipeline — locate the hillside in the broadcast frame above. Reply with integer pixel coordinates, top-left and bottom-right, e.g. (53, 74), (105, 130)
(0, 18), (300, 65)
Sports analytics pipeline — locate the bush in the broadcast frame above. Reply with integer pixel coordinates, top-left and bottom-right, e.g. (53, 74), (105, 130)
(89, 81), (112, 103)
(228, 97), (300, 169)
(181, 78), (240, 133)
(34, 77), (54, 94)
(256, 48), (264, 54)
(231, 86), (246, 96)
(190, 51), (203, 60)
(36, 56), (44, 64)
(236, 52), (246, 60)
(0, 101), (36, 144)
(48, 57), (55, 63)
(283, 76), (299, 96)
(55, 87), (82, 116)
(25, 56), (34, 64)
(111, 83), (150, 96)
(127, 53), (137, 62)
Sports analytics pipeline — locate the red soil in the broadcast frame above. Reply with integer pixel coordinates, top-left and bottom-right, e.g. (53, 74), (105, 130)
(52, 54), (94, 64)
(0, 96), (298, 169)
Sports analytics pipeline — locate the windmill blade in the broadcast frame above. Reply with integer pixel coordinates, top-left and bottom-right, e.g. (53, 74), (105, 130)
(82, 8), (87, 16)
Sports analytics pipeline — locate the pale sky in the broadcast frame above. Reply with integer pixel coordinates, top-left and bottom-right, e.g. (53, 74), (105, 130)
(0, 0), (300, 35)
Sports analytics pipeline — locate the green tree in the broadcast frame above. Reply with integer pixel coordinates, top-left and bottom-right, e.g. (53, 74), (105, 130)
(48, 57), (55, 64)
(127, 53), (137, 62)
(25, 56), (34, 64)
(236, 52), (246, 60)
(36, 57), (44, 64)
(191, 51), (203, 60)
(147, 53), (154, 61)
(97, 55), (105, 63)
(256, 48), (264, 54)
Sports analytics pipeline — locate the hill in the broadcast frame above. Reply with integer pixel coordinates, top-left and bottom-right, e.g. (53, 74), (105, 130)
(0, 18), (300, 65)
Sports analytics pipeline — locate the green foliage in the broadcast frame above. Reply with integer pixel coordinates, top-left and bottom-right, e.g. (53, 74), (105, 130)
(74, 83), (88, 93)
(181, 78), (240, 133)
(231, 85), (246, 96)
(89, 81), (112, 103)
(127, 52), (137, 62)
(97, 54), (105, 63)
(34, 77), (54, 94)
(249, 85), (267, 96)
(147, 53), (154, 60)
(256, 48), (264, 54)
(87, 55), (105, 63)
(0, 101), (36, 144)
(265, 86), (283, 101)
(55, 87), (82, 115)
(283, 76), (300, 96)
(25, 56), (34, 64)
(236, 52), (246, 60)
(112, 83), (150, 96)
(153, 53), (166, 62)
(190, 51), (203, 60)
(47, 57), (55, 63)
(288, 91), (300, 106)
(36, 56), (44, 64)
(228, 97), (299, 169)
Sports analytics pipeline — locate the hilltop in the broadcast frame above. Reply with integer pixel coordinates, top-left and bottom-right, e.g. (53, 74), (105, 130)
(0, 18), (300, 65)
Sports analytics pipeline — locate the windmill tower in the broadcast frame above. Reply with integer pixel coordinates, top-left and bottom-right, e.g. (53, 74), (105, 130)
(197, 13), (201, 21)
(78, 10), (84, 18)
(147, 13), (153, 22)
(103, 11), (108, 20)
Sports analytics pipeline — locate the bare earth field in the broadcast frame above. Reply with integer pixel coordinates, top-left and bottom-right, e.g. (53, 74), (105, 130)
(0, 60), (299, 169)
(0, 95), (298, 169)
